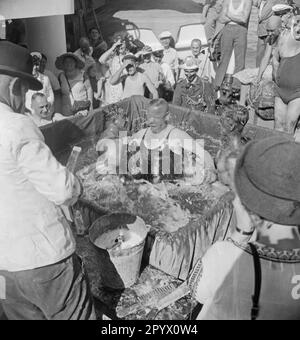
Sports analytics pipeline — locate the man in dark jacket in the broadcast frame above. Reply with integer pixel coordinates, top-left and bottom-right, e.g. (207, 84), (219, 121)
(173, 57), (216, 114)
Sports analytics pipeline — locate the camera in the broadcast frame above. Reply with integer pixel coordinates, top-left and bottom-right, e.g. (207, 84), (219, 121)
(125, 63), (134, 72)
(32, 55), (41, 67)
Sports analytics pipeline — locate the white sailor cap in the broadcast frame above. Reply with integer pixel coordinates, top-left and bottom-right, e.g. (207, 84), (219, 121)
(272, 4), (293, 14)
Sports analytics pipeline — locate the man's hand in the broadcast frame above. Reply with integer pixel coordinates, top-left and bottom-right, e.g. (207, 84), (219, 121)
(232, 195), (255, 235)
(227, 193), (257, 244)
(253, 76), (261, 86)
(112, 39), (123, 51)
(204, 169), (218, 184)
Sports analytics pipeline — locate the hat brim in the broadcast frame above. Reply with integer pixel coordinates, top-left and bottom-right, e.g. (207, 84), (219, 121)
(140, 51), (153, 56)
(122, 55), (138, 62)
(272, 4), (293, 13)
(181, 65), (199, 70)
(0, 65), (42, 91)
(235, 142), (300, 226)
(55, 53), (85, 70)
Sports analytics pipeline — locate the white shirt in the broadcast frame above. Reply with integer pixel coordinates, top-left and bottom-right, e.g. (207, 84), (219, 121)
(162, 47), (179, 71)
(25, 73), (54, 112)
(190, 240), (300, 320)
(0, 103), (80, 272)
(161, 62), (176, 87)
(122, 73), (149, 100)
(191, 241), (244, 319)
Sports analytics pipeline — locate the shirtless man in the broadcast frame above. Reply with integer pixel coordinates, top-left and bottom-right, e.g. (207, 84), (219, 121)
(127, 99), (216, 184)
(273, 11), (300, 133)
(257, 15), (283, 81)
(96, 99), (216, 183)
(254, 0), (286, 66)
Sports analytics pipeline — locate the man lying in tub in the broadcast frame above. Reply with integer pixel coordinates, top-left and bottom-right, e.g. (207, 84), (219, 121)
(97, 99), (216, 184)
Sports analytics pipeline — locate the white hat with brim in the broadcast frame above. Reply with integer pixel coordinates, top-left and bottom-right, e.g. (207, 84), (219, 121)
(159, 31), (172, 39)
(272, 4), (293, 13)
(153, 47), (164, 53)
(55, 53), (85, 71)
(122, 54), (138, 63)
(180, 56), (199, 70)
(140, 46), (153, 55)
(181, 64), (199, 71)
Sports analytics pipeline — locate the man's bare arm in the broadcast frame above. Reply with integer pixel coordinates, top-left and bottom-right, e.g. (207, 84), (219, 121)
(144, 74), (159, 99)
(219, 0), (231, 24)
(110, 65), (125, 85)
(258, 43), (273, 81)
(203, 4), (210, 20)
(99, 40), (121, 64)
(272, 46), (280, 81)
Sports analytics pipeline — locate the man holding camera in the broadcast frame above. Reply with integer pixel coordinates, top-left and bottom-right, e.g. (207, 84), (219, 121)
(110, 54), (158, 100)
(99, 36), (129, 104)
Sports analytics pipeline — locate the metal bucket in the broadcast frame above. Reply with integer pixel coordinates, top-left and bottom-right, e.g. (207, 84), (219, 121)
(89, 213), (149, 290)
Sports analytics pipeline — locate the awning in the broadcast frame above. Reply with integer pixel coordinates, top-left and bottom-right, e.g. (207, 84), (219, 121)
(0, 0), (75, 20)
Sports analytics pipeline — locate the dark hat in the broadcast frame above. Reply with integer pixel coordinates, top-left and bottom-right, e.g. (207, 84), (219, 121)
(55, 52), (85, 70)
(235, 136), (300, 226)
(0, 41), (42, 91)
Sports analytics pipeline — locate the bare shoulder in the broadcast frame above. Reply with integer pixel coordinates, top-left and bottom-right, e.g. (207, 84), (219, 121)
(278, 30), (300, 58)
(169, 126), (193, 140)
(131, 128), (147, 141)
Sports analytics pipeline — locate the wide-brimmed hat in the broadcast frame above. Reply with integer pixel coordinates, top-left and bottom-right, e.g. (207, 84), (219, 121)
(152, 46), (164, 56)
(55, 53), (85, 70)
(0, 41), (42, 91)
(122, 54), (138, 63)
(140, 46), (153, 55)
(235, 136), (300, 226)
(272, 4), (293, 15)
(159, 31), (172, 39)
(181, 56), (199, 70)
